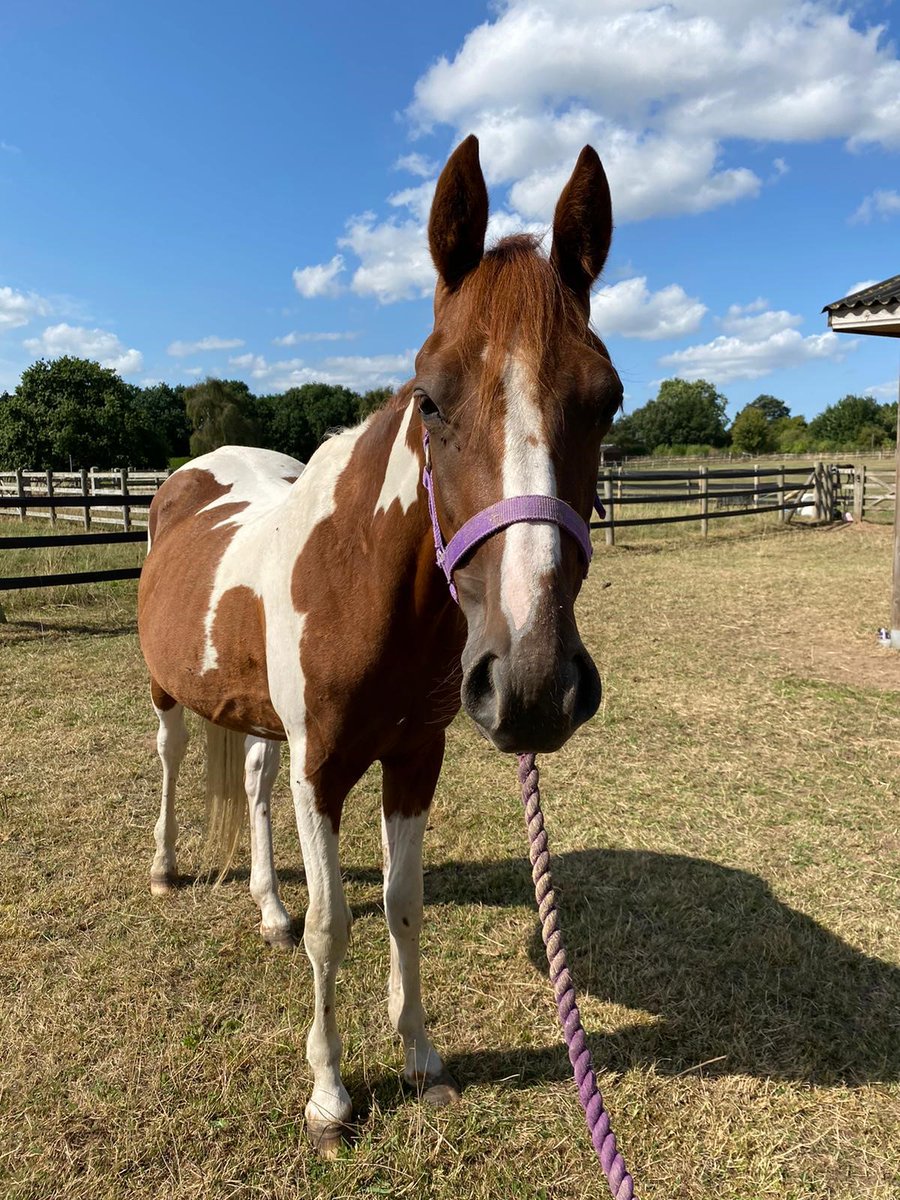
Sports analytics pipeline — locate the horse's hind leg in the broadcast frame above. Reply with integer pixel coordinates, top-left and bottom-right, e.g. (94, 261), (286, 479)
(244, 735), (294, 950)
(149, 683), (189, 895)
(381, 735), (458, 1104)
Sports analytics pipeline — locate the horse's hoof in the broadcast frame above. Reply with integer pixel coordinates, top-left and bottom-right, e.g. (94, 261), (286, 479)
(150, 873), (176, 897)
(307, 1121), (349, 1158)
(262, 927), (297, 952)
(423, 1073), (462, 1107)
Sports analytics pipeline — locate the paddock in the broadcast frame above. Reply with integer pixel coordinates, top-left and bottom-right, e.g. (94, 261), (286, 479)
(1, 519), (899, 1199)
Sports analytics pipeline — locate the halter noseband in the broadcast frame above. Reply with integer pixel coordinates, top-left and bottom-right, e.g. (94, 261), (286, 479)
(421, 430), (604, 603)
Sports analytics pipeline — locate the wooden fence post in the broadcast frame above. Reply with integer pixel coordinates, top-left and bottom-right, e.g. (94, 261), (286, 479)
(698, 465), (708, 537)
(14, 468), (26, 521)
(753, 464), (760, 509)
(853, 465), (866, 523)
(80, 468), (91, 531)
(814, 460), (827, 522)
(603, 473), (615, 546)
(45, 469), (56, 526)
(778, 467), (786, 523)
(119, 467), (131, 531)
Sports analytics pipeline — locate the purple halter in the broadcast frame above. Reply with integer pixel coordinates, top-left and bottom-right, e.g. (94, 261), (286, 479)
(422, 430), (604, 603)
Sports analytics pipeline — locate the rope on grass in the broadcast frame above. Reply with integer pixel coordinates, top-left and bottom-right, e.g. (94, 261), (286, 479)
(517, 752), (637, 1200)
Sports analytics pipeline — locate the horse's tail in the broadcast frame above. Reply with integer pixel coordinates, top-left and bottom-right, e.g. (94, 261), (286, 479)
(204, 721), (246, 880)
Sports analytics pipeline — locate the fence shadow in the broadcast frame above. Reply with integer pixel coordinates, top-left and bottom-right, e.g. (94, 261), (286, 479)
(360, 849), (899, 1090)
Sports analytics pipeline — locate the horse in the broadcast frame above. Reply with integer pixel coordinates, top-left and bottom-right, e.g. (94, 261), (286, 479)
(137, 134), (623, 1154)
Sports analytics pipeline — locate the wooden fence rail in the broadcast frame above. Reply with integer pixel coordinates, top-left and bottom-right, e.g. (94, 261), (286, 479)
(0, 460), (891, 594)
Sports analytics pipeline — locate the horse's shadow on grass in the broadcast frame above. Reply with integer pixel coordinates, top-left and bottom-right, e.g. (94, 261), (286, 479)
(345, 849), (900, 1092)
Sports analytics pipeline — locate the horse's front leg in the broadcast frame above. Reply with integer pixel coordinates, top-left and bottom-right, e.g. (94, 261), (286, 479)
(382, 735), (459, 1104)
(289, 745), (353, 1155)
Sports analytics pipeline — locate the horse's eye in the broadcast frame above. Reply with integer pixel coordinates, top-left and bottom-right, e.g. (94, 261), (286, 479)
(416, 390), (442, 421)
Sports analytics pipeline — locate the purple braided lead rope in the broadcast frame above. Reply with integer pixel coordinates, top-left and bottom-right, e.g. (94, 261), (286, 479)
(517, 752), (637, 1200)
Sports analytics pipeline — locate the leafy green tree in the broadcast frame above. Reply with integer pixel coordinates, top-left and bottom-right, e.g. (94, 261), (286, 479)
(185, 377), (259, 456)
(261, 383), (361, 462)
(607, 412), (648, 456)
(748, 394), (790, 423)
(139, 382), (191, 462)
(772, 415), (811, 453)
(356, 386), (393, 421)
(731, 405), (775, 455)
(808, 394), (896, 449)
(0, 356), (167, 469)
(628, 378), (730, 450)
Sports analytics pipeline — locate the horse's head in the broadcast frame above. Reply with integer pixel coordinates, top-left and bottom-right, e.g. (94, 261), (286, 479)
(415, 136), (622, 754)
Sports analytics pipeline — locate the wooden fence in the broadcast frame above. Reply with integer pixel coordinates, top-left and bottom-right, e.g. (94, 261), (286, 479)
(593, 461), (856, 544)
(0, 460), (890, 594)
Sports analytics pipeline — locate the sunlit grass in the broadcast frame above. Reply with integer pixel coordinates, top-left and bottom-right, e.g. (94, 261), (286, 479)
(1, 519), (898, 1198)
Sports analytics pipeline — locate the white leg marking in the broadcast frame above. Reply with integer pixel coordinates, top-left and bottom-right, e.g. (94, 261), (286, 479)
(150, 703), (189, 891)
(291, 751), (353, 1132)
(244, 736), (292, 944)
(382, 809), (443, 1082)
(500, 354), (560, 634)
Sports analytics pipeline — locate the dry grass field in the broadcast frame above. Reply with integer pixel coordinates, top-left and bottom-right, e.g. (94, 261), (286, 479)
(1, 514), (899, 1199)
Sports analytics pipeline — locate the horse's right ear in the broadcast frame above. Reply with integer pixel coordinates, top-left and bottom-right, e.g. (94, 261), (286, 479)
(429, 135), (489, 292)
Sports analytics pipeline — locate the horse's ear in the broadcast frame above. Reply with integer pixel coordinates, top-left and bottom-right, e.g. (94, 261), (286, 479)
(429, 134), (489, 292)
(550, 146), (612, 309)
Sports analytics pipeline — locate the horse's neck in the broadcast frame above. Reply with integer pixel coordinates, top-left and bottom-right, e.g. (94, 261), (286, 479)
(325, 393), (442, 607)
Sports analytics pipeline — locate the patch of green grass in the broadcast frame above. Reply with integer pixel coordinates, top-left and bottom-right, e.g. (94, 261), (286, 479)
(1, 521), (899, 1198)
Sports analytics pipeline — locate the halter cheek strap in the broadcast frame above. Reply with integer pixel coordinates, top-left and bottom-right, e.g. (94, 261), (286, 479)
(422, 430), (604, 603)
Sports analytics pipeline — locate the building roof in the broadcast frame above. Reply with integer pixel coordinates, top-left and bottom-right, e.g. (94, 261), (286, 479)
(823, 273), (900, 337)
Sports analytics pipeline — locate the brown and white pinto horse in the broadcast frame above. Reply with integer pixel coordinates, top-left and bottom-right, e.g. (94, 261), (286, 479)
(138, 135), (622, 1151)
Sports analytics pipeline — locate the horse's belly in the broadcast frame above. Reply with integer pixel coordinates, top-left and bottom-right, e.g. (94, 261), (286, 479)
(139, 459), (293, 739)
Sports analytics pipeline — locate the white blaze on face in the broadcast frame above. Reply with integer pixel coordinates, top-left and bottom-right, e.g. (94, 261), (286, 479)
(500, 355), (559, 634)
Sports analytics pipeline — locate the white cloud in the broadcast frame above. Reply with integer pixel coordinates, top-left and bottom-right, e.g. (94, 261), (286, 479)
(845, 279), (880, 298)
(659, 306), (854, 383)
(272, 330), (358, 346)
(23, 323), (142, 374)
(183, 366), (203, 378)
(864, 380), (898, 402)
(394, 152), (437, 178)
(0, 285), (51, 329)
(850, 189), (900, 224)
(340, 212), (435, 303)
(718, 301), (803, 340)
(590, 277), (706, 340)
(226, 350), (415, 392)
(292, 254), (346, 298)
(409, 0), (900, 222)
(167, 335), (244, 357)
(281, 0), (900, 306)
(0, 140), (20, 154)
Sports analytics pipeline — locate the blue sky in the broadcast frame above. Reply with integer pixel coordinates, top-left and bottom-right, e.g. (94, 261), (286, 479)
(1, 0), (898, 422)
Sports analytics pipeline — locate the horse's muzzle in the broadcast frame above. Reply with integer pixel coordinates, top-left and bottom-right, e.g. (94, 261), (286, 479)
(461, 643), (601, 754)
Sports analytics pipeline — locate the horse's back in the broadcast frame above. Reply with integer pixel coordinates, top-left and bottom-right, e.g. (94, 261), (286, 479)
(148, 445), (305, 545)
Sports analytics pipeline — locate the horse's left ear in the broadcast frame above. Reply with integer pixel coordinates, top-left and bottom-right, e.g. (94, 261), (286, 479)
(429, 134), (489, 293)
(550, 146), (612, 310)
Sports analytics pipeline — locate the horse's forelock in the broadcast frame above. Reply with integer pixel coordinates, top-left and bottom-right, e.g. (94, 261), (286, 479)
(454, 234), (584, 430)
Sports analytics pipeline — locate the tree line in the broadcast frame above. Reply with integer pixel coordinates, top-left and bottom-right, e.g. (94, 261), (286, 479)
(0, 357), (392, 470)
(611, 378), (897, 458)
(0, 356), (895, 471)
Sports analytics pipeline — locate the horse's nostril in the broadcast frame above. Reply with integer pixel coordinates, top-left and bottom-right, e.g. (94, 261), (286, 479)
(461, 652), (498, 727)
(572, 651), (602, 726)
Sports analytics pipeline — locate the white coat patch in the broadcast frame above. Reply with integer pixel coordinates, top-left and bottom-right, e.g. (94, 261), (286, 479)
(373, 398), (418, 517)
